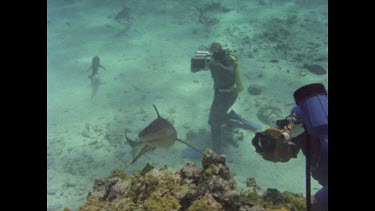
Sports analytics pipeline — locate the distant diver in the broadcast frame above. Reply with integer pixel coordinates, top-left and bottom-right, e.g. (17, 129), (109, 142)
(88, 56), (106, 80)
(191, 42), (244, 153)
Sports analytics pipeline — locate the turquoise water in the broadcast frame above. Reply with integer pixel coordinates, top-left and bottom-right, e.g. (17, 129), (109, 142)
(47, 0), (327, 210)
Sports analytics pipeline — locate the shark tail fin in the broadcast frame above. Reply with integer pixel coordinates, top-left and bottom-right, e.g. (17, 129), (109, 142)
(125, 129), (141, 159)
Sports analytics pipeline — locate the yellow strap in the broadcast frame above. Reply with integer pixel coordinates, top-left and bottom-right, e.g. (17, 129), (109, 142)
(229, 54), (238, 62)
(218, 83), (236, 93)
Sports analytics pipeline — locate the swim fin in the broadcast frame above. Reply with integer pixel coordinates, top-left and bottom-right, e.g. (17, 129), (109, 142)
(227, 110), (263, 132)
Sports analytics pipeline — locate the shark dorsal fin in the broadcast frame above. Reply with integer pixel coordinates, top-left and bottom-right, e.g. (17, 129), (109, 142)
(153, 104), (160, 118)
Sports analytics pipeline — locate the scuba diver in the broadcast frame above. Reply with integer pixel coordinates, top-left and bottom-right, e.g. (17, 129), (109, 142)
(191, 42), (251, 153)
(88, 56), (106, 100)
(251, 83), (328, 211)
(88, 56), (106, 81)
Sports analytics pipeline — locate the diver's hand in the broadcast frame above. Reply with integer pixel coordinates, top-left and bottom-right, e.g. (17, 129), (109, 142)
(208, 59), (218, 67)
(209, 59), (226, 70)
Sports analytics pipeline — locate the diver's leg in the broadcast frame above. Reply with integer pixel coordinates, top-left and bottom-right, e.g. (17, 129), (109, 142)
(89, 70), (97, 79)
(208, 90), (238, 153)
(218, 90), (239, 143)
(221, 90), (238, 120)
(312, 187), (328, 211)
(312, 202), (328, 211)
(209, 91), (224, 153)
(90, 76), (94, 86)
(210, 124), (222, 153)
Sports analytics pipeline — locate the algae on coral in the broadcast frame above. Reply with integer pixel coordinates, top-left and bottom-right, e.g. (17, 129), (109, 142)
(78, 150), (307, 211)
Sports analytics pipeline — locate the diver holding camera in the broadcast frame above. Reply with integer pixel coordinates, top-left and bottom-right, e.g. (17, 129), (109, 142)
(252, 83), (328, 211)
(191, 42), (244, 153)
(191, 47), (213, 72)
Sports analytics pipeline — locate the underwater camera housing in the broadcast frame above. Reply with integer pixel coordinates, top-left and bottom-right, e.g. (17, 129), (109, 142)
(252, 132), (276, 154)
(191, 47), (213, 72)
(293, 83), (328, 138)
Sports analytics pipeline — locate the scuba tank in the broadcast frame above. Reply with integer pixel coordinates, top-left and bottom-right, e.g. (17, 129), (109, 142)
(228, 53), (244, 93)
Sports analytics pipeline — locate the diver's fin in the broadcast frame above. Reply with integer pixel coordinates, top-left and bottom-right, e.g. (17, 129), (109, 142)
(176, 138), (203, 155)
(228, 110), (263, 131)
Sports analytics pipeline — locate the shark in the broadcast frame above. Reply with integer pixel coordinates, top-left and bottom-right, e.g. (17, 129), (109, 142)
(125, 104), (202, 164)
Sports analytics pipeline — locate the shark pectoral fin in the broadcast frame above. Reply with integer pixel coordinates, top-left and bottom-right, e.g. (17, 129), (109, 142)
(100, 65), (106, 70)
(131, 145), (154, 164)
(125, 129), (141, 148)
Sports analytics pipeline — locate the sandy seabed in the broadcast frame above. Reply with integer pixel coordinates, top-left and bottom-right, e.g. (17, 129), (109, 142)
(47, 0), (327, 210)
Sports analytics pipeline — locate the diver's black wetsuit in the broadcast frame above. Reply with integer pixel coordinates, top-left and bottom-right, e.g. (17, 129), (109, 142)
(208, 53), (238, 153)
(88, 56), (105, 80)
(292, 131), (328, 211)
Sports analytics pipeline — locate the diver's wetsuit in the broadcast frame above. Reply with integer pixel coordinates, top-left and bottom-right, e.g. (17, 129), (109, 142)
(208, 54), (238, 153)
(293, 131), (328, 211)
(88, 56), (105, 80)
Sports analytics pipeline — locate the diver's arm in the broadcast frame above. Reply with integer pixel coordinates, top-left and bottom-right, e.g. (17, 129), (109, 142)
(219, 57), (236, 72)
(100, 65), (106, 70)
(218, 63), (234, 72)
(209, 58), (235, 73)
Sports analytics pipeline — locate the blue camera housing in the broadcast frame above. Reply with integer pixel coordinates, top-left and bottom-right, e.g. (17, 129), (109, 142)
(292, 83), (328, 138)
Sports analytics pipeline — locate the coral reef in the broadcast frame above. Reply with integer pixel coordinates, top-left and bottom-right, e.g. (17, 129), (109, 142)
(77, 149), (306, 211)
(187, 193), (223, 211)
(240, 178), (307, 211)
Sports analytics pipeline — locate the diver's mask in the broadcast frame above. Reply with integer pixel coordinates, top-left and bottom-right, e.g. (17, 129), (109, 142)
(212, 49), (226, 61)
